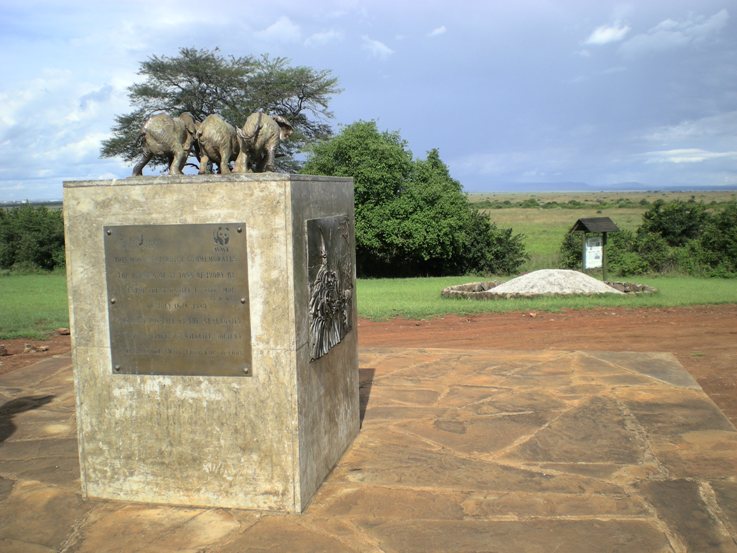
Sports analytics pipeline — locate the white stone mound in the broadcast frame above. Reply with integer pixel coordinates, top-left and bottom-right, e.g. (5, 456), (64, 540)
(488, 269), (624, 297)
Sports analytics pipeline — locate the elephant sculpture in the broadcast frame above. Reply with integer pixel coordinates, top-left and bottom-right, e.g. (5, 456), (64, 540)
(132, 112), (198, 176)
(196, 114), (240, 174)
(235, 113), (293, 173)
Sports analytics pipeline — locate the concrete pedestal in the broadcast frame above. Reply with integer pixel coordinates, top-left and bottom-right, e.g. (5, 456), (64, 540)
(63, 174), (359, 512)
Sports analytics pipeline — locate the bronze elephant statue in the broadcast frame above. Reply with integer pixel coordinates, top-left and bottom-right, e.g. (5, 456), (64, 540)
(132, 112), (198, 176)
(235, 113), (293, 173)
(196, 114), (240, 174)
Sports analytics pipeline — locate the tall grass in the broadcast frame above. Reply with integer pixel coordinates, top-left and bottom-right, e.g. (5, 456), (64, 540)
(0, 272), (68, 339)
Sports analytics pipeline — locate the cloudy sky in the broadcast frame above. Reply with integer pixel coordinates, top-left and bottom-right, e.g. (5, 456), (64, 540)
(1, 0), (736, 200)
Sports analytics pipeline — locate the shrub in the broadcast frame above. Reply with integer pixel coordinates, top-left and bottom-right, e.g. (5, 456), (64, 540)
(640, 199), (708, 247)
(519, 197), (540, 208)
(696, 202), (737, 275)
(634, 230), (673, 273)
(558, 232), (583, 270)
(605, 230), (644, 275)
(558, 201), (737, 277)
(559, 228), (670, 276)
(462, 210), (528, 275)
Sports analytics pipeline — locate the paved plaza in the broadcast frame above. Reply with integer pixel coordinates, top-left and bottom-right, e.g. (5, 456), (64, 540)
(1, 347), (737, 552)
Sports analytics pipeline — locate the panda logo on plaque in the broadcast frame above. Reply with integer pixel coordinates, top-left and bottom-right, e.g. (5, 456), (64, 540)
(214, 226), (230, 246)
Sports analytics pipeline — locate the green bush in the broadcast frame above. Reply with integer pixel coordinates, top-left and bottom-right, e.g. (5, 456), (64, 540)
(634, 231), (673, 273)
(0, 206), (65, 272)
(558, 232), (583, 270)
(560, 228), (671, 276)
(558, 201), (737, 277)
(462, 210), (528, 275)
(302, 121), (527, 276)
(519, 198), (540, 208)
(641, 199), (708, 247)
(697, 202), (737, 275)
(605, 230), (645, 276)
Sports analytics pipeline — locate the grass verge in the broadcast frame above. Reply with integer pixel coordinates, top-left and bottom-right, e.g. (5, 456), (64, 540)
(1, 273), (736, 337)
(0, 273), (69, 339)
(357, 275), (737, 320)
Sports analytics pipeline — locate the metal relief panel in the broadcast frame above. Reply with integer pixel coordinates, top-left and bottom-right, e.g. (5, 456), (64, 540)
(307, 215), (354, 361)
(104, 223), (251, 376)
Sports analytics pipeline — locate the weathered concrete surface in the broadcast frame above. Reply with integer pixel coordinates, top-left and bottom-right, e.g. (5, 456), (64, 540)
(2, 347), (737, 551)
(63, 175), (358, 512)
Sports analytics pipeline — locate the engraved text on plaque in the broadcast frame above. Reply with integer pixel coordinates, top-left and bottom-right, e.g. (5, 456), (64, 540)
(104, 223), (251, 376)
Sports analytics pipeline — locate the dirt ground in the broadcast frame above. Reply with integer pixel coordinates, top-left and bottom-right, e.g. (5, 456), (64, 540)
(2, 304), (737, 424)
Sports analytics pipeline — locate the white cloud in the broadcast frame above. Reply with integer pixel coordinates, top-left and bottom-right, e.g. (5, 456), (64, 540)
(585, 22), (630, 45)
(361, 36), (394, 60)
(639, 148), (737, 164)
(78, 85), (113, 110)
(255, 16), (302, 43)
(428, 25), (447, 38)
(55, 132), (110, 162)
(643, 111), (737, 144)
(621, 9), (729, 56)
(305, 29), (344, 47)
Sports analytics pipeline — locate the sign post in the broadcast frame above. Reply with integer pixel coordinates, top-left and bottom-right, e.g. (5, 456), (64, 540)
(570, 217), (620, 281)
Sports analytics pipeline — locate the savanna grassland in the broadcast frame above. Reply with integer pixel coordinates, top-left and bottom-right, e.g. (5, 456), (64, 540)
(470, 190), (737, 271)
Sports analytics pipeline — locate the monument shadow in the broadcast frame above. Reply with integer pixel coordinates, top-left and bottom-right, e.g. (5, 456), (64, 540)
(358, 368), (375, 428)
(0, 395), (54, 443)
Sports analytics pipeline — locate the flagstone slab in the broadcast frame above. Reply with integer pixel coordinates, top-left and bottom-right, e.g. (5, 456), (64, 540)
(641, 479), (737, 553)
(363, 519), (673, 553)
(510, 396), (646, 464)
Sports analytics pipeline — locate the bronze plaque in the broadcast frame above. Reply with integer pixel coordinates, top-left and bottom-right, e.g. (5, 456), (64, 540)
(104, 223), (251, 376)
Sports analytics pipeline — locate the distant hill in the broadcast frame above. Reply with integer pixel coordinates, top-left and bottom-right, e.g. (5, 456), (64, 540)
(468, 182), (737, 194)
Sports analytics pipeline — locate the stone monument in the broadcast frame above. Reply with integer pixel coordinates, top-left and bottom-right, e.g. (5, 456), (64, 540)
(63, 173), (359, 512)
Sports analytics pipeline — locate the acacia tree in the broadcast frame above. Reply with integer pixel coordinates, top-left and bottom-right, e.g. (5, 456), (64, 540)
(101, 47), (340, 171)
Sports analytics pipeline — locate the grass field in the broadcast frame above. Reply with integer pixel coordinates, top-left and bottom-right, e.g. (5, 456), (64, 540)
(356, 276), (737, 320)
(2, 273), (737, 337)
(0, 273), (68, 339)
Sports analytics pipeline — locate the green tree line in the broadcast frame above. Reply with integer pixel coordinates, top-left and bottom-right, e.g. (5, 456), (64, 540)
(0, 206), (65, 272)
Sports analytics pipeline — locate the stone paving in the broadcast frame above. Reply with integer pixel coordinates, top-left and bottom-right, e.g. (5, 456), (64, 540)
(1, 348), (737, 552)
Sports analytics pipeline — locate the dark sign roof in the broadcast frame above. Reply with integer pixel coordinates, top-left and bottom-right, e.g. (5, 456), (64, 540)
(570, 217), (620, 233)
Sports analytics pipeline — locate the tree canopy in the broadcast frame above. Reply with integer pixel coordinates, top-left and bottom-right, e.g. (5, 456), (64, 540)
(302, 121), (527, 277)
(101, 47), (341, 172)
(640, 199), (709, 247)
(0, 206), (65, 272)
